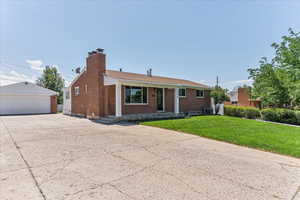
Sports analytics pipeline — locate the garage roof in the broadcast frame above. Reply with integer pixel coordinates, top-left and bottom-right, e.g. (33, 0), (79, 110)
(0, 82), (58, 96)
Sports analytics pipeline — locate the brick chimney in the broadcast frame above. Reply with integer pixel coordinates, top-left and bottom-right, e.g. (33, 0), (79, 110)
(86, 49), (106, 119)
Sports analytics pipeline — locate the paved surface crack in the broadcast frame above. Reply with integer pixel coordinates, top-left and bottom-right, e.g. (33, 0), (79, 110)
(1, 119), (47, 200)
(154, 168), (207, 197)
(291, 186), (300, 200)
(107, 183), (140, 200)
(278, 162), (300, 169)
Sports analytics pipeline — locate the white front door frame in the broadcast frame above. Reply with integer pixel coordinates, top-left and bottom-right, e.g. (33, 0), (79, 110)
(115, 82), (122, 117)
(174, 88), (179, 114)
(163, 88), (165, 112)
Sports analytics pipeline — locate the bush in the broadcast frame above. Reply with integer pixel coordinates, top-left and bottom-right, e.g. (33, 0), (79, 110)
(296, 111), (300, 124)
(245, 107), (261, 119)
(261, 108), (300, 125)
(224, 106), (260, 119)
(261, 109), (280, 122)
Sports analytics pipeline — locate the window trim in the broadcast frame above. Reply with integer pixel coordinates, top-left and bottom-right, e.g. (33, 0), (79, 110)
(124, 86), (148, 105)
(178, 88), (186, 98)
(74, 86), (80, 96)
(196, 89), (205, 98)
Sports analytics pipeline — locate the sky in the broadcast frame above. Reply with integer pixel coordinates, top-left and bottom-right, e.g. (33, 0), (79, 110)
(1, 0), (300, 89)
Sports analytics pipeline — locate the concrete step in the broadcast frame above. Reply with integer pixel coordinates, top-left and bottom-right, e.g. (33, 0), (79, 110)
(96, 112), (185, 124)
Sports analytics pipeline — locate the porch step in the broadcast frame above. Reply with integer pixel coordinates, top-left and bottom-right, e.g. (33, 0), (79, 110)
(97, 112), (185, 124)
(186, 108), (214, 116)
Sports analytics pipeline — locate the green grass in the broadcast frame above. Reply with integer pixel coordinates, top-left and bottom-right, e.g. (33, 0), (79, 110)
(141, 116), (300, 158)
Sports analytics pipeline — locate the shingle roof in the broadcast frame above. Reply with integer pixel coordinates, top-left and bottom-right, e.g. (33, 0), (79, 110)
(105, 70), (210, 89)
(0, 82), (58, 96)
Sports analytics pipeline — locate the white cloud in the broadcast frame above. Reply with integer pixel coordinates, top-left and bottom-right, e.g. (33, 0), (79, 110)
(0, 70), (36, 86)
(222, 79), (253, 90)
(225, 79), (254, 85)
(26, 59), (43, 71)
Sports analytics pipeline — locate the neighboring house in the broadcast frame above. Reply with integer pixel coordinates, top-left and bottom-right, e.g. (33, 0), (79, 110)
(225, 87), (261, 108)
(0, 82), (58, 115)
(63, 87), (71, 115)
(64, 49), (212, 119)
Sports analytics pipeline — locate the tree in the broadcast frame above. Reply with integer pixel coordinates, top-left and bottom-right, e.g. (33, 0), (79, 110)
(37, 65), (65, 104)
(248, 28), (300, 108)
(210, 86), (229, 114)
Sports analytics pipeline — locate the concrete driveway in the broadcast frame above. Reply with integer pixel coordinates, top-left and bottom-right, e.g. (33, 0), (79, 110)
(1, 114), (300, 200)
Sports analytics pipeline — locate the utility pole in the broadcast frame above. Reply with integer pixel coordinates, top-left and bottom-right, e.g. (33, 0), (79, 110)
(216, 76), (219, 87)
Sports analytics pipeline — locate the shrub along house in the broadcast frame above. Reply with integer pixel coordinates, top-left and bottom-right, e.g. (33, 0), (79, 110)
(64, 49), (212, 120)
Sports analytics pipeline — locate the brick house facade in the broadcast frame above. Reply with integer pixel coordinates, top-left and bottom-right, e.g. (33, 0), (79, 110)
(225, 88), (261, 108)
(66, 49), (212, 119)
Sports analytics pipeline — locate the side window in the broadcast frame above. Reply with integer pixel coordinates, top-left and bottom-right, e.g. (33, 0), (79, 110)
(74, 86), (80, 96)
(179, 88), (186, 97)
(196, 90), (204, 98)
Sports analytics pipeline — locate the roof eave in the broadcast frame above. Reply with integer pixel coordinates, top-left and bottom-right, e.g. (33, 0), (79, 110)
(104, 75), (211, 90)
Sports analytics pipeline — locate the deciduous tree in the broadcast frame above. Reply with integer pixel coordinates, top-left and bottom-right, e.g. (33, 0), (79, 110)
(37, 65), (65, 104)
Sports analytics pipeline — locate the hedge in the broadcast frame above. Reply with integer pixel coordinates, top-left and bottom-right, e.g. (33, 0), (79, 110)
(224, 106), (300, 125)
(261, 108), (300, 125)
(224, 105), (261, 119)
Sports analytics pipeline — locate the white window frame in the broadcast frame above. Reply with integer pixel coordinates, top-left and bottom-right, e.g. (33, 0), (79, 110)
(178, 88), (186, 98)
(124, 86), (148, 105)
(196, 89), (205, 98)
(74, 86), (80, 96)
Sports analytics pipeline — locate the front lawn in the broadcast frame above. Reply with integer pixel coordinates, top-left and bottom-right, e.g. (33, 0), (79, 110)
(141, 116), (300, 158)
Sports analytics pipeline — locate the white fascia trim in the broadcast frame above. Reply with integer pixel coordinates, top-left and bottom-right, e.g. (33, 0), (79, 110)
(104, 75), (119, 85)
(104, 75), (211, 90)
(69, 67), (87, 87)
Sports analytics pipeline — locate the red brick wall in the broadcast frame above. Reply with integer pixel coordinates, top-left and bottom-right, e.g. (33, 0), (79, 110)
(179, 89), (211, 113)
(122, 86), (157, 115)
(104, 85), (116, 116)
(120, 87), (211, 115)
(238, 88), (250, 107)
(50, 95), (57, 113)
(71, 52), (106, 118)
(86, 53), (106, 118)
(71, 71), (88, 116)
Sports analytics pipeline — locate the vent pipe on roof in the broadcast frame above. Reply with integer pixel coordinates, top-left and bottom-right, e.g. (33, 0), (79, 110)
(96, 48), (104, 53)
(147, 68), (152, 77)
(119, 68), (122, 72)
(75, 67), (81, 74)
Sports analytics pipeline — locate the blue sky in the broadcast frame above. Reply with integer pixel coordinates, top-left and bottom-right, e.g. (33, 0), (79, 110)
(1, 0), (300, 89)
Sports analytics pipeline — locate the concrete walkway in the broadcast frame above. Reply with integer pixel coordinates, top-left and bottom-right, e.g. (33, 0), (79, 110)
(1, 114), (300, 200)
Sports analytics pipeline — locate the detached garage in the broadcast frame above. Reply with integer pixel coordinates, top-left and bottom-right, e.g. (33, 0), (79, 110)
(0, 82), (58, 115)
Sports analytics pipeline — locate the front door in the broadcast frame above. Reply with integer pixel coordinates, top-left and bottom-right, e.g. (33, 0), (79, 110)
(156, 88), (164, 111)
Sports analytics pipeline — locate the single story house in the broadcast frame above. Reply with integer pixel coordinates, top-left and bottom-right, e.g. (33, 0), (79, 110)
(64, 49), (212, 119)
(0, 82), (58, 115)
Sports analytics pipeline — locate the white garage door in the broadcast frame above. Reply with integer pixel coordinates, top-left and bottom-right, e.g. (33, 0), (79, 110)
(0, 95), (51, 115)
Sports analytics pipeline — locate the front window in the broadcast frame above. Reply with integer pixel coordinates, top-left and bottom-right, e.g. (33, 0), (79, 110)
(125, 86), (147, 104)
(196, 90), (204, 98)
(179, 88), (186, 97)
